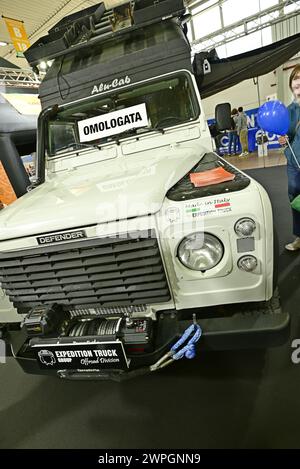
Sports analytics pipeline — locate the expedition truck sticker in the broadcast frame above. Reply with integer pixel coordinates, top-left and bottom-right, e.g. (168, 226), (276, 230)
(78, 103), (148, 142)
(34, 342), (129, 370)
(185, 197), (232, 218)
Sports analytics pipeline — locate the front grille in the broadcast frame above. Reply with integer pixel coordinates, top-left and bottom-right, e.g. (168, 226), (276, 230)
(0, 230), (171, 314)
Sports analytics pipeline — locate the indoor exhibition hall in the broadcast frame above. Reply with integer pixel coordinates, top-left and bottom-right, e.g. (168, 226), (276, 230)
(0, 0), (300, 456)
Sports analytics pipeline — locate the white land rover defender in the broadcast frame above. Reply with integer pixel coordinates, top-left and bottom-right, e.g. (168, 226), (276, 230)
(0, 0), (289, 380)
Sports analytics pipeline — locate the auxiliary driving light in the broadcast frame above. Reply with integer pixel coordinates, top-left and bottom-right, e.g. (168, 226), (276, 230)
(178, 233), (224, 271)
(238, 255), (258, 272)
(234, 218), (256, 237)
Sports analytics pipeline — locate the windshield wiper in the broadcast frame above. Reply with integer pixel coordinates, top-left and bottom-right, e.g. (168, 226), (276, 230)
(55, 127), (166, 154)
(114, 126), (165, 144)
(154, 117), (188, 129)
(55, 142), (101, 154)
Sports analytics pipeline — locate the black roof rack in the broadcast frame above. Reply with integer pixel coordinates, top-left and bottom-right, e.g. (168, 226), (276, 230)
(24, 0), (187, 68)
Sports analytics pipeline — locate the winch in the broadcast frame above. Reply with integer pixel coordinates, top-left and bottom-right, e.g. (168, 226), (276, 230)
(23, 304), (154, 354)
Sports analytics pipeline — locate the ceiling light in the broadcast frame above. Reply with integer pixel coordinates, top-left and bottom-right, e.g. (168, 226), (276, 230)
(39, 61), (47, 70)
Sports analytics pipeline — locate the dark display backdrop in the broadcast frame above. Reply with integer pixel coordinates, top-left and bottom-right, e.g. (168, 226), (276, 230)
(194, 32), (300, 99)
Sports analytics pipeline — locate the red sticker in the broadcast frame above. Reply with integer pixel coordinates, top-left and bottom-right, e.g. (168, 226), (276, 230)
(215, 203), (231, 208)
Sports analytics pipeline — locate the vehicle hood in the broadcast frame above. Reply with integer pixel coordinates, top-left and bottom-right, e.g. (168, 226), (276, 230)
(0, 143), (205, 241)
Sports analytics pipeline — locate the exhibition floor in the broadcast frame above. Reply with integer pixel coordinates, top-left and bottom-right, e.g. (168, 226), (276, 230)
(224, 149), (287, 170)
(0, 165), (299, 449)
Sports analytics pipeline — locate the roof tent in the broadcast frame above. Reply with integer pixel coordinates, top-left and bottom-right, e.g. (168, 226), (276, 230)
(24, 1), (190, 108)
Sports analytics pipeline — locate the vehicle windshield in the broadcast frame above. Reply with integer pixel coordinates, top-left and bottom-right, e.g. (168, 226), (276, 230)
(47, 73), (200, 156)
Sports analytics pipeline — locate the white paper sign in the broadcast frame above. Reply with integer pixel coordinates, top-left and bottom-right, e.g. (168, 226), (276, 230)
(78, 103), (148, 142)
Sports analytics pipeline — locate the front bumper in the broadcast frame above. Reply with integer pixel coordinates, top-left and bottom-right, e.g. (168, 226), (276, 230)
(191, 309), (290, 350)
(5, 292), (290, 379)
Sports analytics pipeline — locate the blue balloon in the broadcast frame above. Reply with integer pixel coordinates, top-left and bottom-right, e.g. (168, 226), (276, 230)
(257, 100), (290, 136)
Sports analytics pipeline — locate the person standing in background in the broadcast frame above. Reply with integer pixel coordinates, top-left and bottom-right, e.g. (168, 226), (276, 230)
(227, 108), (239, 156)
(237, 106), (249, 157)
(278, 64), (300, 251)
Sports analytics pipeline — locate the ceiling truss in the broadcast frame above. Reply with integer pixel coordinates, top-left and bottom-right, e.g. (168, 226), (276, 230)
(0, 67), (40, 88)
(189, 0), (300, 51)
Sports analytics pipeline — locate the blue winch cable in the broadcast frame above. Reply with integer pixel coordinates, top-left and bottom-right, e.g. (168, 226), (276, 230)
(171, 323), (202, 360)
(150, 320), (202, 371)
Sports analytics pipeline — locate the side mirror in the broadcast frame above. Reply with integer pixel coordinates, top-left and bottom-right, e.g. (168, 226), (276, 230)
(215, 103), (231, 131)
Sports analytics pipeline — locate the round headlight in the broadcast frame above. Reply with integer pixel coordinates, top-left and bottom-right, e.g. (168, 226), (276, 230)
(238, 255), (258, 272)
(235, 218), (256, 237)
(178, 233), (224, 271)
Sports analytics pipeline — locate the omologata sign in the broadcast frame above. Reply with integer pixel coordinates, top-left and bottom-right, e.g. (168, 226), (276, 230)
(78, 103), (148, 142)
